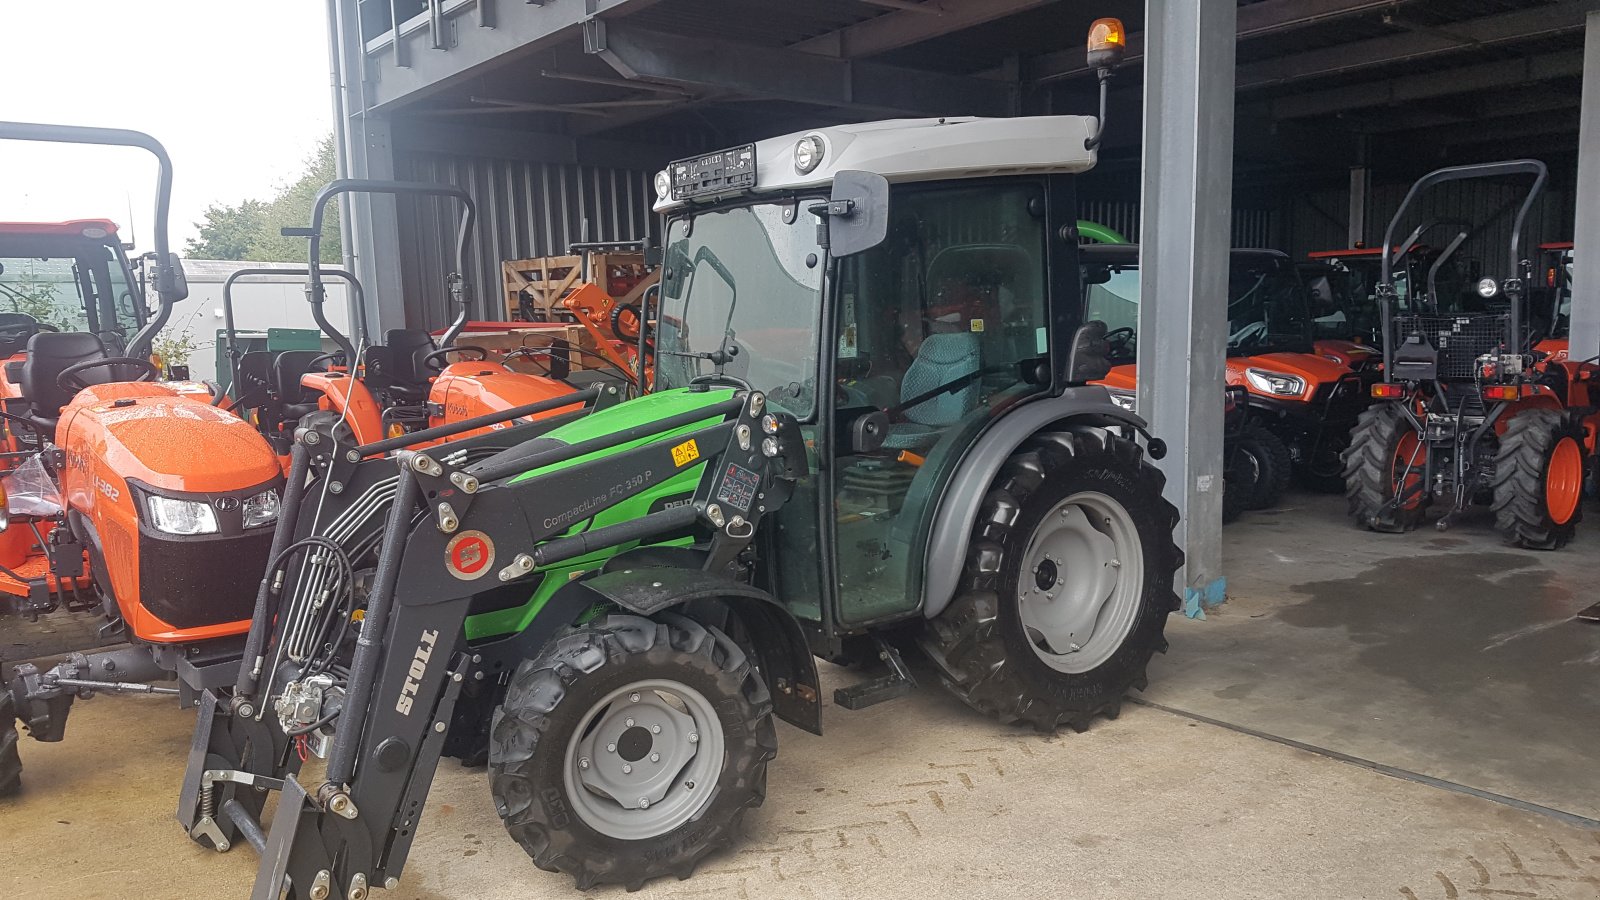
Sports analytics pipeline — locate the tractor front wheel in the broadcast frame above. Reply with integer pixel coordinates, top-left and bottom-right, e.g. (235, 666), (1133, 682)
(920, 428), (1182, 733)
(1, 687), (21, 796)
(1233, 422), (1292, 511)
(1342, 402), (1429, 532)
(1491, 408), (1586, 550)
(489, 611), (776, 891)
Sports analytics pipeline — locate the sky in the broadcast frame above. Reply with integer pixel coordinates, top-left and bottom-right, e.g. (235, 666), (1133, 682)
(1, 1), (335, 251)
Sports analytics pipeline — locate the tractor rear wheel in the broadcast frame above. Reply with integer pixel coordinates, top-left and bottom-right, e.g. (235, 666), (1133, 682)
(1491, 408), (1586, 550)
(920, 428), (1182, 733)
(489, 611), (776, 891)
(1, 687), (21, 796)
(1342, 402), (1429, 532)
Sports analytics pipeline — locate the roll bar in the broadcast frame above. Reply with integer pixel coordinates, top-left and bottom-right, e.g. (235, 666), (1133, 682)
(220, 267), (367, 396)
(1377, 160), (1547, 373)
(0, 121), (187, 358)
(283, 179), (477, 357)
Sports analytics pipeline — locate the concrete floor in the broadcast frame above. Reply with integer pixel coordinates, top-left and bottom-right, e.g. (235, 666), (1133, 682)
(2, 492), (1598, 900)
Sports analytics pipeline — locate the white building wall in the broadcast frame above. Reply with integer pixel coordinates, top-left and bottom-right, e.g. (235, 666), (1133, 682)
(163, 259), (353, 381)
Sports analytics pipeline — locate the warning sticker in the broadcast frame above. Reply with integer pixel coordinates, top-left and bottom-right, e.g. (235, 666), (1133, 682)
(671, 439), (701, 467)
(715, 462), (761, 512)
(445, 530), (495, 580)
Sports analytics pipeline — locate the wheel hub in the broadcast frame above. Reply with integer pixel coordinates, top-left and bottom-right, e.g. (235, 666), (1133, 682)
(1016, 492), (1144, 674)
(564, 678), (725, 840)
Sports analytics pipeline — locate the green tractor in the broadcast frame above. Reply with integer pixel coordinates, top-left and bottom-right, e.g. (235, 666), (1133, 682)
(180, 30), (1180, 899)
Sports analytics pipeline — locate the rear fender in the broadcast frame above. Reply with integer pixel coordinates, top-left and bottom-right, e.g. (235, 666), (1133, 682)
(923, 386), (1149, 620)
(577, 564), (822, 735)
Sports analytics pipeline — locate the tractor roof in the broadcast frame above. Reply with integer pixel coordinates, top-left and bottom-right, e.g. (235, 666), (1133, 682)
(0, 218), (120, 238)
(653, 115), (1098, 213)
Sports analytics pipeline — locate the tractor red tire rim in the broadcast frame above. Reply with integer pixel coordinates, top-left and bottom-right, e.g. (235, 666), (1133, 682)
(1545, 436), (1583, 526)
(1390, 430), (1426, 510)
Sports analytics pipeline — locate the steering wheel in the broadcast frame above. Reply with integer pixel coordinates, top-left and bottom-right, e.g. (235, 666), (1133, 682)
(1102, 326), (1135, 351)
(307, 351), (348, 372)
(0, 316), (39, 343)
(422, 345), (489, 370)
(57, 357), (160, 393)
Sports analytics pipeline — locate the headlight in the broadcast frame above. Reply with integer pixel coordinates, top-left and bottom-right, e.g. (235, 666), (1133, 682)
(1108, 389), (1137, 412)
(1476, 277), (1500, 299)
(1245, 368), (1306, 397)
(242, 489), (281, 528)
(794, 134), (824, 174)
(654, 170), (671, 200)
(146, 496), (219, 535)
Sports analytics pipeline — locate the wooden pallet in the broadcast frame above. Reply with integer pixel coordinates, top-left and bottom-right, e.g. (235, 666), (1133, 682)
(503, 251), (659, 322)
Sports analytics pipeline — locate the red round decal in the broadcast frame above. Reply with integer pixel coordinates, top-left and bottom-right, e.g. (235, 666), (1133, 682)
(445, 530), (496, 580)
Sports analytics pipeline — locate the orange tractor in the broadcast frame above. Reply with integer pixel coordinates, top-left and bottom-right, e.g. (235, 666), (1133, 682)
(1343, 160), (1599, 548)
(0, 122), (291, 794)
(223, 180), (581, 457)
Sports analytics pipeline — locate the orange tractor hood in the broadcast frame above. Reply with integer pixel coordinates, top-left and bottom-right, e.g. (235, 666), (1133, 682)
(1225, 352), (1350, 401)
(61, 384), (282, 494)
(1094, 363), (1138, 391)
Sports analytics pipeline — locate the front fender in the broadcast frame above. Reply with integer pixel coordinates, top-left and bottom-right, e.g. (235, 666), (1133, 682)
(922, 385), (1149, 619)
(579, 565), (823, 735)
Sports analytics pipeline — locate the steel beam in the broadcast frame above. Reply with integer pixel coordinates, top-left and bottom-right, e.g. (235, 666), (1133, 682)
(387, 120), (671, 171)
(330, 0), (407, 336)
(1246, 50), (1587, 120)
(367, 0), (669, 109)
(1026, 0), (1409, 83)
(1234, 1), (1599, 92)
(790, 0), (1054, 59)
(1573, 11), (1600, 367)
(586, 21), (1014, 117)
(1348, 167), (1368, 248)
(1137, 0), (1235, 616)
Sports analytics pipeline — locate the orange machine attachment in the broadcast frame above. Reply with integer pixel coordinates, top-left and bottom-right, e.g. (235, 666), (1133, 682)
(564, 282), (652, 383)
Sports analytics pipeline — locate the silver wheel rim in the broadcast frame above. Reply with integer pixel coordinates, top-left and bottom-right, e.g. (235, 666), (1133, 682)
(562, 678), (725, 841)
(1017, 491), (1144, 674)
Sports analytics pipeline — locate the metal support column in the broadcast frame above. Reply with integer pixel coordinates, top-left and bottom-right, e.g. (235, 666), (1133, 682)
(328, 0), (407, 338)
(1348, 166), (1369, 248)
(1571, 10), (1600, 365)
(1136, 0), (1236, 617)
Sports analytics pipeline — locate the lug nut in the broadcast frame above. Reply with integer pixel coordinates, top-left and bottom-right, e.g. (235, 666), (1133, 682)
(651, 724), (660, 734)
(606, 742), (616, 753)
(639, 797), (650, 809)
(622, 764), (632, 774)
(688, 732), (698, 743)
(579, 757), (590, 769)
(630, 692), (640, 702)
(625, 718), (634, 727)
(650, 753), (660, 763)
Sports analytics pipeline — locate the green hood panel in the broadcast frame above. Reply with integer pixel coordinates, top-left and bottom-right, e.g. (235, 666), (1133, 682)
(510, 387), (735, 483)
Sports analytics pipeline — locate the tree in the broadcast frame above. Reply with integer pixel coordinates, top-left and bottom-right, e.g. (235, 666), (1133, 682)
(185, 136), (341, 263)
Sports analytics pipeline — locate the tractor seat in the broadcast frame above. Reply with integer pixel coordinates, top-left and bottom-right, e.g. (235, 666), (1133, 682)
(18, 332), (111, 439)
(0, 313), (42, 359)
(273, 350), (328, 419)
(882, 332), (982, 452)
(365, 329), (436, 403)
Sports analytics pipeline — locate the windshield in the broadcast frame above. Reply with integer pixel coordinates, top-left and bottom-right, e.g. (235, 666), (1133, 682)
(656, 200), (824, 417)
(0, 233), (145, 349)
(1227, 255), (1311, 352)
(1082, 263), (1140, 361)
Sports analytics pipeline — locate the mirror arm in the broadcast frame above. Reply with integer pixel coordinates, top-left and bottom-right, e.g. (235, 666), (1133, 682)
(1084, 67), (1114, 151)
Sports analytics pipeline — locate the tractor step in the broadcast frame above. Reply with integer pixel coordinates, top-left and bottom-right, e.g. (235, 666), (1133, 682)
(832, 639), (917, 710)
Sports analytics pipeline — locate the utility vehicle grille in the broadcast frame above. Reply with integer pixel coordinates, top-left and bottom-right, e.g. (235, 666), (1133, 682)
(1393, 314), (1511, 381)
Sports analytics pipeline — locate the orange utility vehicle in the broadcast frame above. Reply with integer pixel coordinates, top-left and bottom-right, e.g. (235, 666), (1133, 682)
(1080, 243), (1369, 498)
(1344, 161), (1599, 548)
(0, 122), (289, 795)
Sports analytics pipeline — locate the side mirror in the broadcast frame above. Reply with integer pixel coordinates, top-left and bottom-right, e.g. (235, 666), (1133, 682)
(824, 170), (890, 258)
(159, 252), (189, 303)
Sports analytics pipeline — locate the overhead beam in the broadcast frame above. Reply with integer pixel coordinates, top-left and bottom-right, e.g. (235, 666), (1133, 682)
(370, 0), (669, 110)
(1244, 50), (1586, 119)
(791, 0), (1054, 59)
(585, 21), (1014, 117)
(1234, 1), (1600, 91)
(1026, 0), (1415, 83)
(389, 120), (672, 171)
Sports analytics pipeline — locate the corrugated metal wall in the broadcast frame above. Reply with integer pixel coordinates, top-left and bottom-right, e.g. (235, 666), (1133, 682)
(1282, 180), (1572, 262)
(394, 150), (661, 329)
(1077, 200), (1278, 248)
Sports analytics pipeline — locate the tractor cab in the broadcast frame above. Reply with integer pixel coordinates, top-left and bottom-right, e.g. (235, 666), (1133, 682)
(0, 221), (152, 427)
(651, 117), (1120, 635)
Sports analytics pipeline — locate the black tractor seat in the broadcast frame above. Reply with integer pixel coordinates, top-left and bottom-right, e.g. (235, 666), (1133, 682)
(363, 328), (436, 403)
(273, 350), (330, 420)
(18, 332), (115, 439)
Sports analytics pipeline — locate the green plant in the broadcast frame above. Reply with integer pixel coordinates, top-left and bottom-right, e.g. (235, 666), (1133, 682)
(150, 309), (210, 378)
(0, 263), (77, 331)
